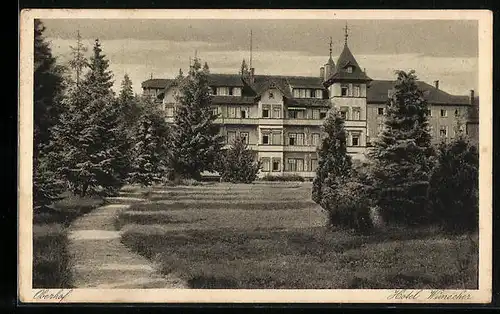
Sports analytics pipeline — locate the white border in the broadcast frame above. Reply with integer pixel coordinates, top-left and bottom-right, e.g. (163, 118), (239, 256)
(19, 9), (493, 304)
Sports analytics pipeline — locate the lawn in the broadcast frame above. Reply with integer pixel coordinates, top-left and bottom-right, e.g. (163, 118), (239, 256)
(32, 193), (103, 288)
(119, 182), (478, 289)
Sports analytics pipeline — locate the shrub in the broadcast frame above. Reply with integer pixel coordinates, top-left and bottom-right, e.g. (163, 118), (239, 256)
(428, 136), (479, 232)
(321, 176), (373, 233)
(260, 174), (305, 182)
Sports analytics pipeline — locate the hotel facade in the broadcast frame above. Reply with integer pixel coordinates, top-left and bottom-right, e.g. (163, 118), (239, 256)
(141, 37), (479, 179)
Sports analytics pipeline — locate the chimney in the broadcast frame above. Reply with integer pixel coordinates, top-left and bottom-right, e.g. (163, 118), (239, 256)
(320, 67), (325, 80)
(434, 80), (439, 89)
(470, 89), (475, 105)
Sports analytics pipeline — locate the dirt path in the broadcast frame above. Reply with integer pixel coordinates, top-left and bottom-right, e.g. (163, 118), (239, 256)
(67, 197), (187, 289)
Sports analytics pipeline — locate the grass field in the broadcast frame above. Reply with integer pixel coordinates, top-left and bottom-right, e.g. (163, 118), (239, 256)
(32, 194), (103, 288)
(119, 182), (478, 289)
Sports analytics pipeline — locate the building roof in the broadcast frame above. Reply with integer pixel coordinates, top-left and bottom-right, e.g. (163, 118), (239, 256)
(324, 44), (372, 84)
(141, 78), (173, 89)
(207, 74), (245, 87)
(211, 95), (256, 104)
(367, 80), (472, 105)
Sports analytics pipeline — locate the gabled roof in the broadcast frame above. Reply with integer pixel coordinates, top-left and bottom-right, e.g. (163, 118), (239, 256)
(367, 80), (472, 105)
(324, 44), (372, 85)
(250, 75), (294, 98)
(207, 74), (245, 87)
(211, 95), (255, 104)
(141, 78), (173, 89)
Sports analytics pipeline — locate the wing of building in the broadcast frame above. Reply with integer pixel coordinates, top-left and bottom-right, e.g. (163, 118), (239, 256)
(141, 37), (479, 179)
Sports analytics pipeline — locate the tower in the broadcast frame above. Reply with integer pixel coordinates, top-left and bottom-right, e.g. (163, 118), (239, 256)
(324, 23), (372, 160)
(322, 37), (335, 81)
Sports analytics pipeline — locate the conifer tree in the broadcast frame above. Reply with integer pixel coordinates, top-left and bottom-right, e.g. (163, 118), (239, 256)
(220, 137), (260, 183)
(312, 109), (352, 204)
(68, 30), (88, 88)
(169, 58), (223, 181)
(428, 135), (479, 232)
(368, 70), (434, 225)
(33, 19), (66, 209)
(51, 39), (129, 196)
(118, 74), (141, 132)
(127, 97), (170, 186)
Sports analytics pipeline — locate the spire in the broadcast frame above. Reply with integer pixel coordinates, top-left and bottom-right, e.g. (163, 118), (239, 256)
(344, 22), (349, 45)
(329, 36), (333, 58)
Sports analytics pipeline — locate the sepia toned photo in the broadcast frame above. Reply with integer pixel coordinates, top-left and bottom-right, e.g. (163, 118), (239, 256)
(18, 9), (492, 303)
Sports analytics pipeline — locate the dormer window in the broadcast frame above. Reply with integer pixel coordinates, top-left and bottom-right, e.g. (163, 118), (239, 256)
(232, 87), (242, 96)
(346, 66), (353, 73)
(216, 87), (229, 96)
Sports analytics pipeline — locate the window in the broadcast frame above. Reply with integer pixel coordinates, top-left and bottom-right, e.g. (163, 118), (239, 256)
(440, 109), (447, 117)
(346, 66), (353, 73)
(272, 132), (282, 145)
(211, 106), (218, 116)
(229, 106), (237, 118)
(240, 108), (247, 119)
(240, 132), (249, 144)
(269, 91), (275, 99)
(272, 158), (281, 172)
(288, 133), (296, 146)
(352, 107), (361, 120)
(227, 131), (236, 144)
(288, 159), (304, 172)
(232, 87), (241, 96)
(341, 85), (349, 96)
(296, 133), (304, 145)
(262, 105), (270, 118)
(439, 126), (448, 137)
(166, 106), (174, 117)
(340, 107), (349, 120)
(289, 133), (305, 145)
(262, 134), (269, 145)
(310, 159), (318, 172)
(454, 109), (460, 116)
(261, 158), (270, 172)
(293, 89), (300, 98)
(304, 89), (311, 98)
(312, 109), (320, 119)
(427, 109), (432, 117)
(312, 133), (320, 146)
(378, 107), (384, 115)
(216, 87), (229, 96)
(352, 134), (360, 146)
(315, 89), (323, 99)
(353, 85), (360, 97)
(272, 105), (281, 118)
(319, 111), (327, 119)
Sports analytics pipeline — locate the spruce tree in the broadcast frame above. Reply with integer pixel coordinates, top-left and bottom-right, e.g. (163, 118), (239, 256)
(51, 39), (129, 196)
(312, 109), (352, 204)
(368, 70), (434, 225)
(169, 58), (223, 181)
(118, 74), (141, 133)
(428, 135), (479, 232)
(68, 30), (88, 88)
(33, 19), (66, 209)
(220, 137), (260, 183)
(128, 97), (170, 186)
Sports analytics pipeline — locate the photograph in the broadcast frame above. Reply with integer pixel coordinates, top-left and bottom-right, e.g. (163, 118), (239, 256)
(18, 9), (492, 303)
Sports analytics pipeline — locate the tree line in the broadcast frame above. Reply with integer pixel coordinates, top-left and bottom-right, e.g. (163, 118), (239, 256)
(33, 20), (260, 211)
(312, 70), (479, 233)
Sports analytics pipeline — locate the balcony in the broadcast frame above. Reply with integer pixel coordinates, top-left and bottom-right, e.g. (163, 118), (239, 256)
(215, 118), (259, 125)
(283, 119), (323, 126)
(344, 120), (367, 128)
(283, 145), (317, 152)
(256, 145), (285, 152)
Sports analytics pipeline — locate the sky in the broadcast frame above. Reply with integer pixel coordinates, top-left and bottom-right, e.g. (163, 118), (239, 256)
(40, 19), (478, 96)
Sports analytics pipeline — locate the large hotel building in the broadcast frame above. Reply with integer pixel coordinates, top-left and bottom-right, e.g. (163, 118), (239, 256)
(141, 33), (479, 179)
